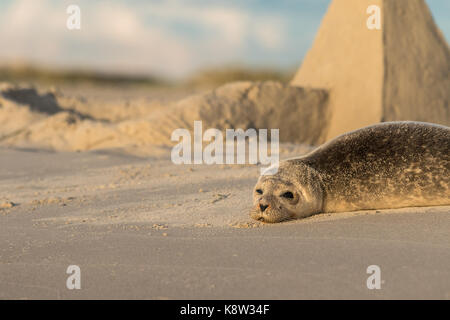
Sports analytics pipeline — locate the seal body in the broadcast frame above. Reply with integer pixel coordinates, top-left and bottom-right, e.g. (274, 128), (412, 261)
(251, 122), (450, 223)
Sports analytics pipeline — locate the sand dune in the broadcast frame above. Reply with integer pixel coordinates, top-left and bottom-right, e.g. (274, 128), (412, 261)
(0, 82), (328, 153)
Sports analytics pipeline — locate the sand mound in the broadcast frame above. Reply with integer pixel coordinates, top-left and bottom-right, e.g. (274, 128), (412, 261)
(291, 0), (450, 142)
(0, 83), (148, 152)
(144, 81), (329, 145)
(0, 82), (328, 153)
(1, 84), (63, 115)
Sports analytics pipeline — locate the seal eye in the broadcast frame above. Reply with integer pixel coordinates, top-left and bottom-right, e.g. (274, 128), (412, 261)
(256, 189), (263, 195)
(280, 191), (294, 199)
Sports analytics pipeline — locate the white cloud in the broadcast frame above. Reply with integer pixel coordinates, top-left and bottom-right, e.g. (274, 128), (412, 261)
(251, 16), (285, 50)
(143, 1), (285, 51)
(0, 0), (286, 78)
(0, 0), (65, 61)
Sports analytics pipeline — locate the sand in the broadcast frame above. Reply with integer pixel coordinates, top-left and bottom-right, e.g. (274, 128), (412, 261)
(1, 0), (449, 299)
(1, 146), (449, 299)
(291, 0), (450, 142)
(0, 81), (329, 153)
(0, 82), (449, 299)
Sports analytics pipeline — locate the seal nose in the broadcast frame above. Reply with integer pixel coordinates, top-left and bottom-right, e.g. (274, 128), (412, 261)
(259, 204), (269, 212)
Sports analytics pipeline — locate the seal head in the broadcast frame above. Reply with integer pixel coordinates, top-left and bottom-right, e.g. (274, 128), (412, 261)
(250, 161), (323, 223)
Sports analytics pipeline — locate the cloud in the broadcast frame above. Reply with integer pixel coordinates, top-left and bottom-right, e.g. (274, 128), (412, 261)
(251, 16), (285, 50)
(0, 0), (448, 78)
(0, 0), (65, 61)
(0, 0), (286, 78)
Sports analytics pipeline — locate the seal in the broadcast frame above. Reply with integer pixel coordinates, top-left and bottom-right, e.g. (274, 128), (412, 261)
(250, 121), (450, 223)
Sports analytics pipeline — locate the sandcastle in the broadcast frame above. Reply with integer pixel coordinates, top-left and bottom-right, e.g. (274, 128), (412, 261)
(292, 0), (450, 142)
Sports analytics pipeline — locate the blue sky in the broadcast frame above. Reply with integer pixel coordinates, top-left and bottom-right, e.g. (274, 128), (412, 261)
(0, 0), (448, 79)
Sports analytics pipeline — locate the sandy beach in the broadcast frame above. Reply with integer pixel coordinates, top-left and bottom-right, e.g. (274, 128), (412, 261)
(1, 145), (449, 299)
(1, 0), (449, 301)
